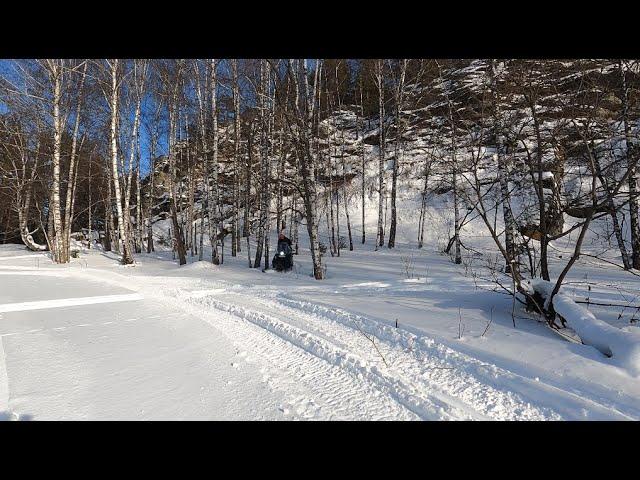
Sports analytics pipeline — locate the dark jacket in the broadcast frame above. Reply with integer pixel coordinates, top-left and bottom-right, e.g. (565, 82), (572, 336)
(278, 236), (292, 248)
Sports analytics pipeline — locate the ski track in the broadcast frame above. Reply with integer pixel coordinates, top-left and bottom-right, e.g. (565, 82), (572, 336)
(136, 277), (552, 420)
(174, 291), (420, 420)
(209, 292), (559, 420)
(70, 271), (637, 420)
(196, 296), (470, 420)
(182, 278), (637, 420)
(273, 295), (636, 420)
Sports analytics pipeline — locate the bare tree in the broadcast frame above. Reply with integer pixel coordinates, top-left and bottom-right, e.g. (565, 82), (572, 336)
(158, 59), (187, 265)
(104, 59), (134, 264)
(374, 59), (386, 249)
(387, 59), (407, 249)
(620, 60), (640, 269)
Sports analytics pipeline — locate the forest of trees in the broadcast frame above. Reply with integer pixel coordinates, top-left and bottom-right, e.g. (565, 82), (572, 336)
(1, 59), (639, 325)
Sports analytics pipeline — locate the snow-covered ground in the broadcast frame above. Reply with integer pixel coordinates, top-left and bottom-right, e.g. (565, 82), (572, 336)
(2, 233), (639, 420)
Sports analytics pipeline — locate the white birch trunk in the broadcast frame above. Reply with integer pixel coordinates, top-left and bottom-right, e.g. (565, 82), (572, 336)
(108, 59), (134, 265)
(62, 61), (87, 261)
(375, 59), (386, 249)
(49, 60), (65, 263)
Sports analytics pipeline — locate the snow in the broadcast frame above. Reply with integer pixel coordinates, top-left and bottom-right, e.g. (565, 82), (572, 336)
(0, 293), (143, 313)
(536, 171), (555, 181)
(6, 58), (640, 421)
(532, 279), (640, 376)
(2, 238), (640, 420)
(0, 331), (8, 416)
(0, 247), (289, 420)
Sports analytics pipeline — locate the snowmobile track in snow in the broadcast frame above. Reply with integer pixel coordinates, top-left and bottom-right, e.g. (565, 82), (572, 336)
(174, 279), (636, 420)
(201, 291), (561, 420)
(172, 290), (424, 420)
(72, 270), (639, 421)
(272, 295), (638, 420)
(141, 279), (558, 420)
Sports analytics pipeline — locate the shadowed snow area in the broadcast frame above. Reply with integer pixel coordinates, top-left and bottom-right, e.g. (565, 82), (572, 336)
(1, 243), (639, 420)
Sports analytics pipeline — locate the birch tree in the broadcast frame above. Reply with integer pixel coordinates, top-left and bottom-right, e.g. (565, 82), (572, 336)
(489, 59), (517, 273)
(230, 59), (242, 257)
(208, 59), (220, 264)
(387, 58), (407, 249)
(43, 59), (66, 263)
(254, 59), (269, 268)
(619, 60), (640, 269)
(158, 59), (187, 265)
(0, 114), (47, 251)
(104, 59), (134, 264)
(374, 59), (386, 249)
(438, 62), (462, 264)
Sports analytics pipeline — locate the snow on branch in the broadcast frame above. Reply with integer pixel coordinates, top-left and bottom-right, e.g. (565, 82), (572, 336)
(532, 279), (640, 376)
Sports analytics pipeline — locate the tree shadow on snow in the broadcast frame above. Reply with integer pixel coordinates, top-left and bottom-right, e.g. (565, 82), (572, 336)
(433, 289), (616, 368)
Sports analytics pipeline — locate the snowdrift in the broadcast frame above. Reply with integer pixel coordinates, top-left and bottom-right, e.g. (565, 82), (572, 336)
(532, 279), (640, 376)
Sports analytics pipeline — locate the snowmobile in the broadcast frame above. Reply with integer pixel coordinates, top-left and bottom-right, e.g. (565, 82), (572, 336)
(272, 241), (294, 272)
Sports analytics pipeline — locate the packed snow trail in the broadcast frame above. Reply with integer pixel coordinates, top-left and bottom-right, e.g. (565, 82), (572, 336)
(2, 246), (638, 420)
(122, 272), (636, 421)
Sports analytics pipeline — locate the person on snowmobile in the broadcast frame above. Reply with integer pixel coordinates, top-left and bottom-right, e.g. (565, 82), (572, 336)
(273, 232), (293, 271)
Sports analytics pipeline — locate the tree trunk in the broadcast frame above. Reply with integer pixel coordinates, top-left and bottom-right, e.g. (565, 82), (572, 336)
(376, 59), (386, 249)
(49, 60), (65, 263)
(136, 140), (143, 254)
(87, 154), (92, 250)
(244, 126), (253, 238)
(491, 60), (516, 273)
(418, 160), (431, 249)
(276, 129), (283, 237)
(231, 59), (241, 257)
(18, 185), (45, 251)
(329, 167), (337, 255)
(210, 59), (220, 264)
(447, 89), (462, 265)
(62, 61), (87, 261)
(529, 100), (550, 281)
(105, 168), (116, 252)
(620, 60), (640, 269)
(388, 59), (406, 249)
(342, 156), (354, 251)
(254, 61), (270, 269)
(166, 63), (187, 266)
(147, 127), (156, 254)
(593, 145), (631, 270)
(108, 59), (134, 265)
(199, 139), (205, 261)
(292, 191), (299, 254)
(359, 82), (366, 245)
(301, 59), (324, 278)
